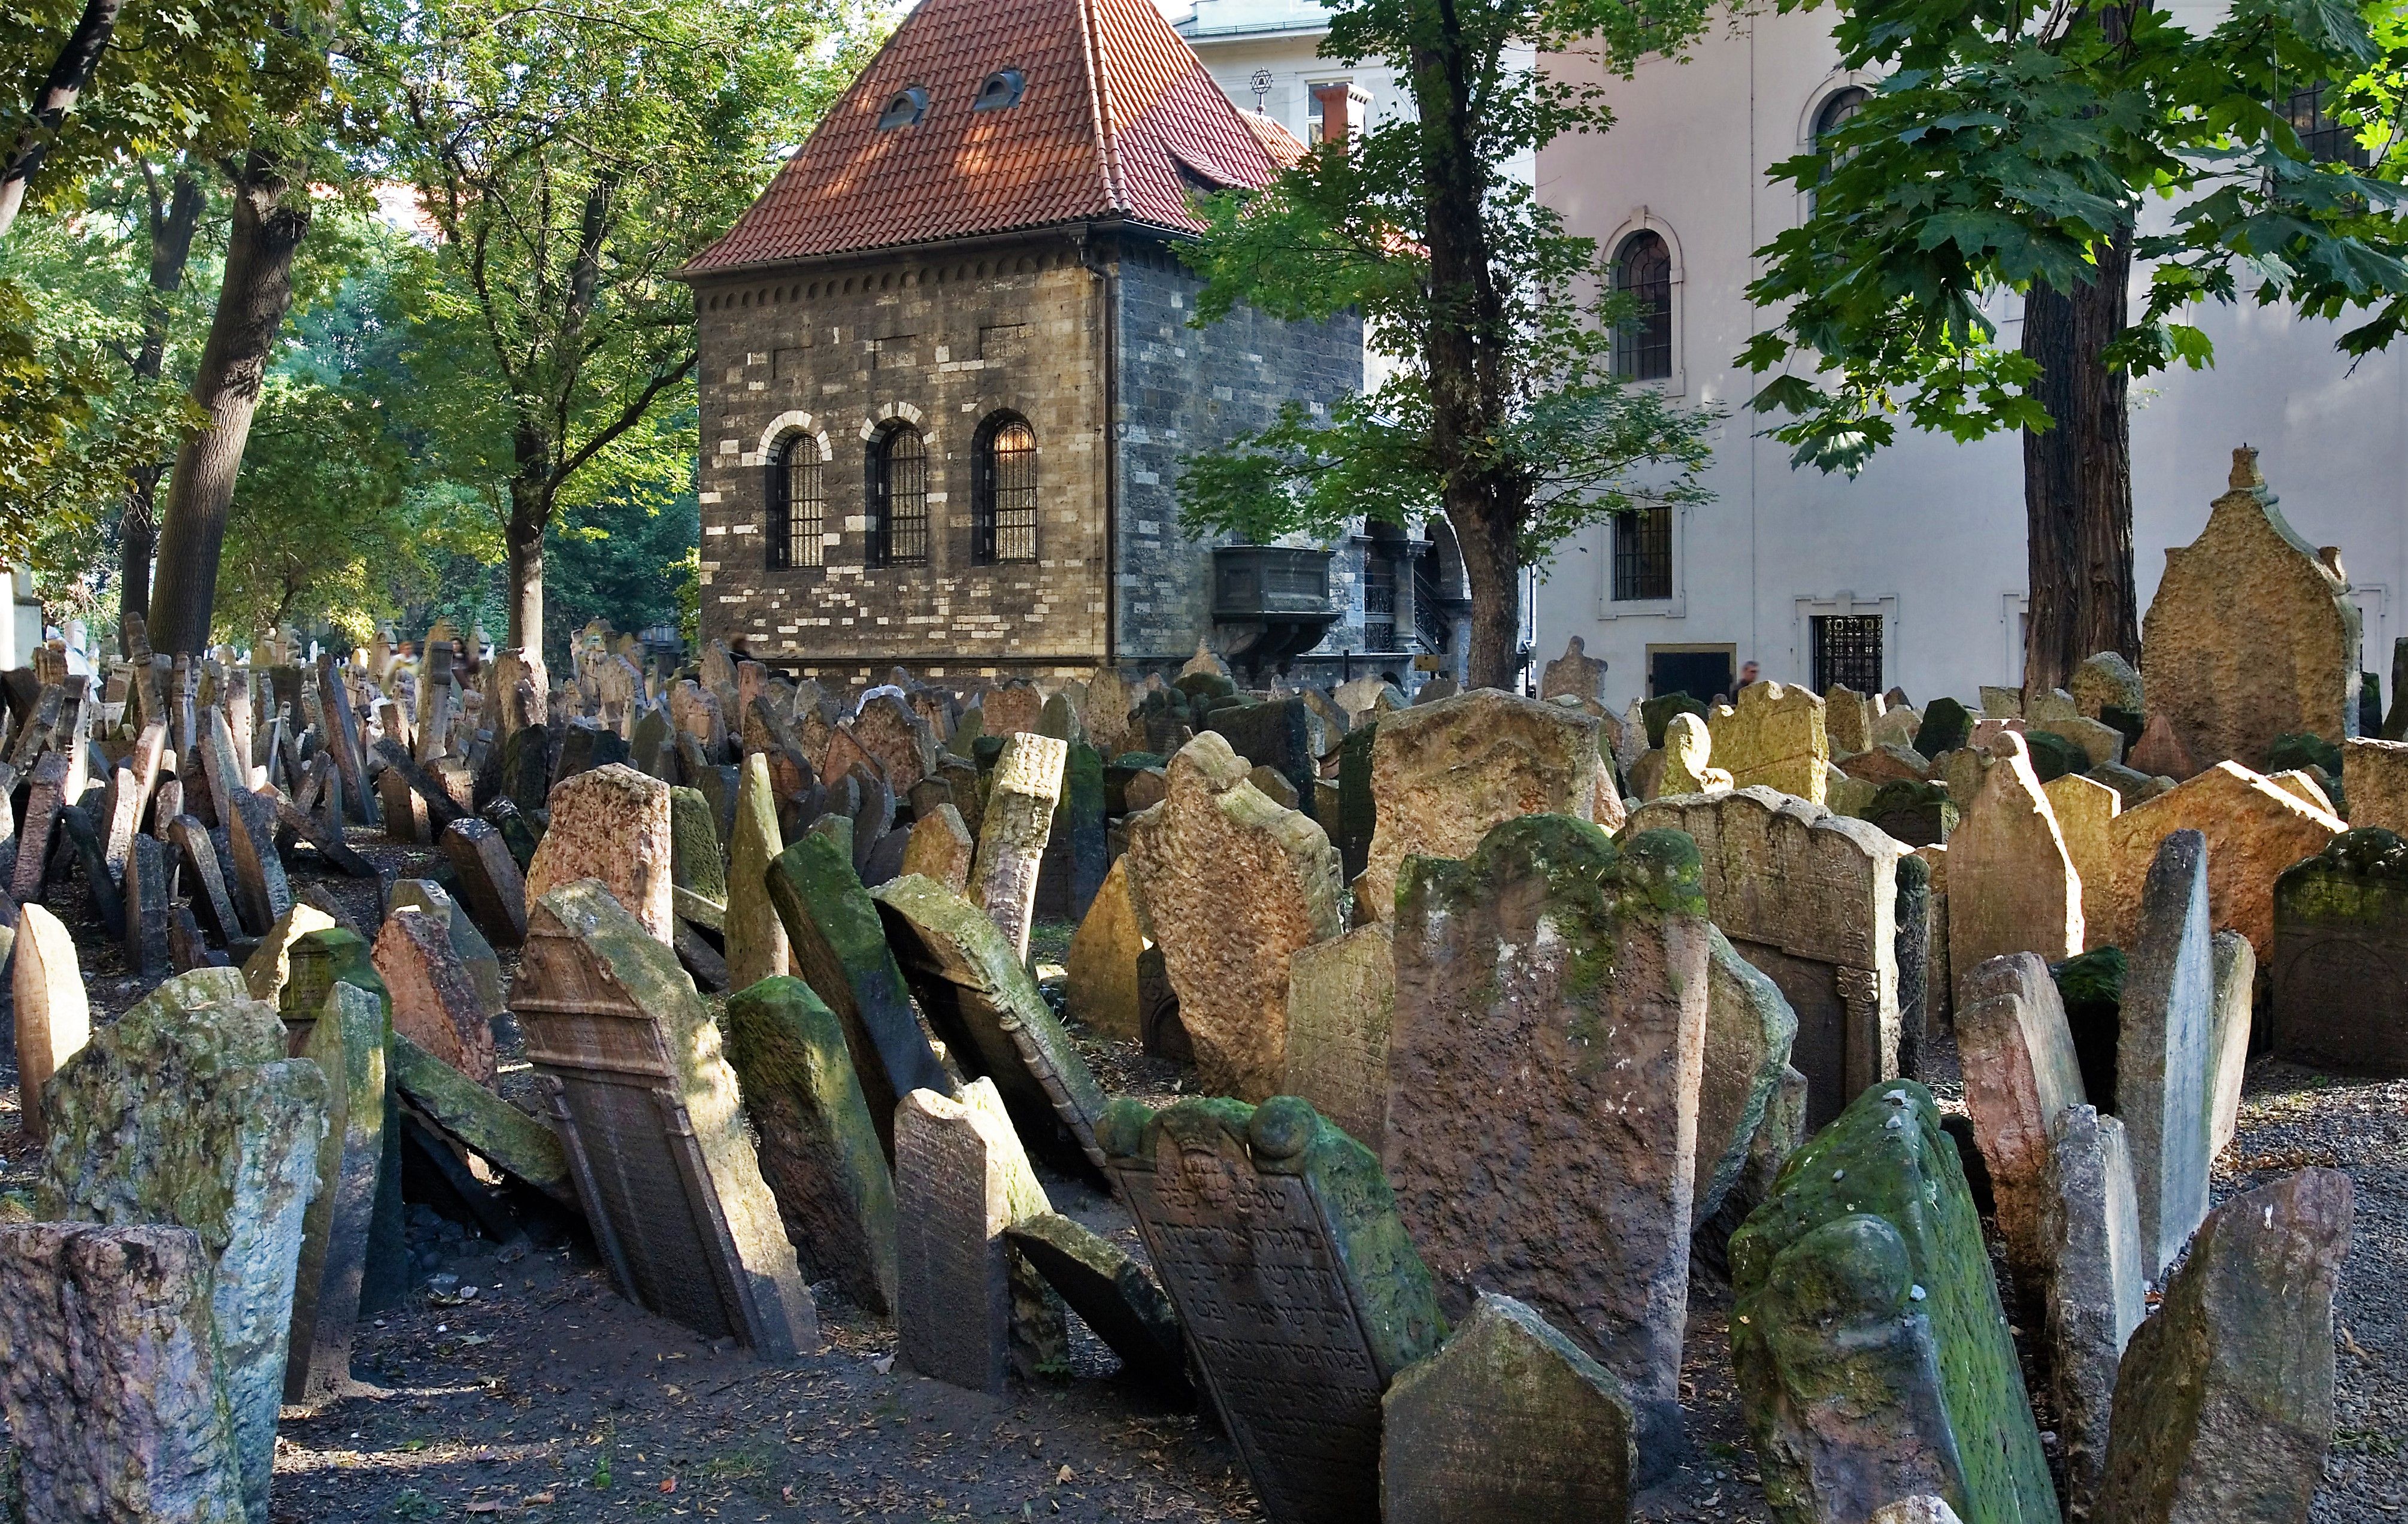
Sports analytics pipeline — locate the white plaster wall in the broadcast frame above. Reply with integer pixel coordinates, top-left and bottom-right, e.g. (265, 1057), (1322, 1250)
(1533, 6), (2408, 713)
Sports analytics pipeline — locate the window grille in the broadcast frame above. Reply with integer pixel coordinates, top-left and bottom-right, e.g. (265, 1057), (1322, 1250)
(1613, 505), (1673, 601)
(973, 416), (1038, 563)
(768, 434), (823, 569)
(1612, 231), (1673, 381)
(1812, 614), (1884, 694)
(871, 425), (928, 566)
(2283, 83), (2371, 167)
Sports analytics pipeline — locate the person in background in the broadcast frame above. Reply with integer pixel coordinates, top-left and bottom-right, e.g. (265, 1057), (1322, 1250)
(1738, 660), (1761, 690)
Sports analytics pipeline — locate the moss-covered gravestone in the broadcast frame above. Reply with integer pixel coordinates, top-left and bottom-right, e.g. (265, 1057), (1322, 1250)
(669, 784), (728, 908)
(724, 976), (898, 1313)
(1100, 1094), (1443, 1524)
(765, 832), (951, 1158)
(1003, 1211), (1189, 1399)
(1386, 815), (1712, 1473)
(2271, 828), (2408, 1077)
(1729, 1080), (2058, 1524)
(514, 880), (817, 1357)
(40, 969), (331, 1523)
(284, 982), (387, 1404)
(1915, 696), (1972, 759)
(280, 928), (409, 1313)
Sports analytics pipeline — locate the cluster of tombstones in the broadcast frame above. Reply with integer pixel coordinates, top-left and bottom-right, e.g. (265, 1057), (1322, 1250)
(0, 452), (2394, 1522)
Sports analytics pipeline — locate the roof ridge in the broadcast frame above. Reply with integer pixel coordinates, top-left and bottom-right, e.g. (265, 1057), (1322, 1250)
(1078, 0), (1128, 214)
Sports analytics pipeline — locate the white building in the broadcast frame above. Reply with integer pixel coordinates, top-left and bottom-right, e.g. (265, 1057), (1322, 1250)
(1534, 3), (2406, 710)
(1165, 0), (1407, 153)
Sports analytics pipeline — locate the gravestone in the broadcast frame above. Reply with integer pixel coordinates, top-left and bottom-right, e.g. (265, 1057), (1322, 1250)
(1540, 635), (1609, 706)
(1387, 816), (1710, 1470)
(13, 902), (90, 1145)
(377, 765), (426, 843)
(2098, 1168), (2352, 1523)
(1630, 787), (1908, 1128)
(1709, 681), (1830, 803)
(526, 763), (677, 942)
(1282, 922), (1397, 1152)
(982, 680), (1044, 738)
(441, 817), (529, 946)
(11, 752), (69, 903)
(1661, 711), (1730, 796)
(2092, 761), (2341, 959)
(1380, 1291), (1636, 1524)
(1915, 696), (1972, 758)
(724, 976), (896, 1313)
(853, 691), (937, 795)
(283, 981), (386, 1404)
(893, 1081), (1064, 1393)
(1100, 1094), (1444, 1524)
(121, 829), (172, 977)
(240, 902), (340, 1007)
(2043, 771), (2121, 942)
(765, 833), (952, 1156)
(387, 1031), (571, 1204)
(968, 732), (1066, 961)
(1729, 1082), (2059, 1524)
(668, 784), (728, 908)
(0, 1223), (247, 1523)
(217, 787), (291, 938)
(2041, 1104), (2147, 1522)
(725, 753), (790, 990)
(1003, 1212), (1189, 1396)
(1947, 734), (2083, 995)
(1123, 732), (1344, 1099)
(1204, 696), (1318, 822)
(1824, 684), (1873, 756)
(2071, 650), (2144, 720)
(874, 875), (1111, 1173)
(1695, 926), (1798, 1223)
(387, 881), (502, 1020)
(2207, 930), (2255, 1155)
(2272, 827), (2408, 1076)
(2354, 735), (2408, 835)
(901, 802), (974, 892)
(2121, 829), (2215, 1278)
(1955, 952), (2089, 1307)
(2142, 449), (2358, 774)
(1065, 856), (1147, 1043)
(1358, 689), (1603, 921)
(40, 972), (329, 1522)
(512, 881), (816, 1355)
(1335, 722), (1377, 883)
(373, 907), (497, 1084)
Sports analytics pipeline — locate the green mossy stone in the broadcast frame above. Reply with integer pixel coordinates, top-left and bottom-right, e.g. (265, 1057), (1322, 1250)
(1174, 671), (1237, 702)
(2267, 730), (2345, 778)
(669, 786), (729, 905)
(389, 1032), (571, 1200)
(1641, 693), (1709, 750)
(2274, 827), (2408, 927)
(1915, 698), (1973, 759)
(2024, 731), (2091, 783)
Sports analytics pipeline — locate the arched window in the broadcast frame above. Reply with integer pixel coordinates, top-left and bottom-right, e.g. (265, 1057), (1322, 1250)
(767, 434), (823, 569)
(869, 423), (929, 566)
(877, 86), (929, 129)
(973, 413), (1038, 563)
(1811, 86), (1871, 212)
(1612, 230), (1673, 381)
(973, 69), (1026, 111)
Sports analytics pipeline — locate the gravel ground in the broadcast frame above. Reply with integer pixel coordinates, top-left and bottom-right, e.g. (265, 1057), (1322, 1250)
(1, 832), (2399, 1520)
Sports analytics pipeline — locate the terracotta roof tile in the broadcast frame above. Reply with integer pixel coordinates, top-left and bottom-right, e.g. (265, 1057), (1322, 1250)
(683, 0), (1280, 274)
(1237, 109), (1309, 169)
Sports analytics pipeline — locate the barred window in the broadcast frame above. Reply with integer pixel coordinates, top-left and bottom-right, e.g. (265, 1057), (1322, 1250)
(1612, 230), (1673, 381)
(767, 433), (824, 569)
(1613, 505), (1673, 601)
(1812, 614), (1884, 693)
(2283, 83), (2371, 167)
(1811, 86), (1870, 212)
(973, 414), (1038, 563)
(870, 423), (928, 566)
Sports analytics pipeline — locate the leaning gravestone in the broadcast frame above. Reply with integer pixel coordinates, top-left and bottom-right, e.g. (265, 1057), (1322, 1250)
(1387, 816), (1710, 1472)
(0, 1223), (247, 1524)
(2141, 447), (2358, 775)
(283, 981), (387, 1404)
(1955, 951), (2089, 1309)
(2098, 1167), (2352, 1524)
(1380, 1290), (1637, 1524)
(1004, 1211), (1189, 1398)
(372, 906), (497, 1084)
(1099, 1094), (1444, 1524)
(1281, 922), (1398, 1152)
(1358, 689), (1603, 921)
(122, 829), (173, 977)
(1694, 927), (1798, 1223)
(2041, 1104), (2147, 1523)
(1947, 733), (2084, 994)
(512, 881), (816, 1355)
(386, 880), (502, 1022)
(2271, 827), (2408, 1077)
(13, 902), (90, 1146)
(725, 753), (790, 990)
(40, 970), (329, 1523)
(1122, 732), (1344, 1099)
(724, 973), (896, 1311)
(2119, 829), (2215, 1280)
(1065, 856), (1149, 1042)
(525, 763), (677, 943)
(1729, 1081), (2059, 1524)
(1709, 681), (1830, 804)
(968, 732), (1067, 961)
(874, 874), (1110, 1174)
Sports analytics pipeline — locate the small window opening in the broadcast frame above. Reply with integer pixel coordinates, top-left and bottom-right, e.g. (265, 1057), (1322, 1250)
(878, 86), (929, 129)
(974, 69), (1026, 111)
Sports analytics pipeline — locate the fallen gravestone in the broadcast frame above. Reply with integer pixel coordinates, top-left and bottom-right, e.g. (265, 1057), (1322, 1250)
(1003, 1212), (1190, 1399)
(387, 1030), (572, 1204)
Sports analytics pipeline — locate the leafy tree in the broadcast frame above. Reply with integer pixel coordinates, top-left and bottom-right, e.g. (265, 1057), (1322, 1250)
(542, 484), (699, 669)
(1174, 0), (1719, 689)
(366, 0), (888, 653)
(1744, 0), (2408, 689)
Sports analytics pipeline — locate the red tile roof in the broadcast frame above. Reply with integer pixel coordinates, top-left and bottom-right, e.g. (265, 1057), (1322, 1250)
(682, 0), (1283, 274)
(1237, 109), (1309, 169)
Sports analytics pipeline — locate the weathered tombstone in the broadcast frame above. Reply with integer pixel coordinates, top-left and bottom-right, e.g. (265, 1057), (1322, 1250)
(1913, 696), (1971, 758)
(1540, 634), (1609, 707)
(1380, 1290), (1637, 1524)
(982, 678), (1044, 737)
(387, 1031), (573, 1205)
(2142, 449), (2358, 775)
(725, 752), (790, 990)
(12, 902), (89, 1145)
(386, 879), (504, 1021)
(1824, 684), (1873, 756)
(1003, 1211), (1189, 1396)
(240, 902), (340, 1007)
(1386, 816), (1710, 1470)
(376, 764), (427, 843)
(900, 801), (974, 892)
(723, 976), (896, 1313)
(40, 971), (329, 1522)
(441, 816), (529, 946)
(1729, 1082), (2059, 1524)
(1630, 786), (1909, 1128)
(1280, 923), (1398, 1153)
(967, 731), (1066, 961)
(764, 833), (952, 1156)
(1034, 740), (1107, 922)
(852, 691), (936, 795)
(668, 784), (728, 908)
(525, 762), (677, 941)
(1358, 689), (1602, 920)
(1064, 855), (1147, 1043)
(0, 1223), (247, 1523)
(11, 751), (68, 903)
(511, 881), (816, 1355)
(892, 1081), (1064, 1393)
(2119, 829), (2215, 1278)
(1661, 710), (1729, 796)
(1709, 681), (1830, 803)
(2206, 929), (2255, 1155)
(2090, 760), (2340, 959)
(1123, 732), (1344, 1098)
(2041, 1104), (2147, 1522)
(122, 829), (171, 977)
(1694, 926), (1798, 1223)
(1947, 733), (2083, 996)
(2071, 650), (2145, 720)
(1955, 952), (2089, 1307)
(2098, 1168), (2353, 1523)
(873, 875), (1111, 1173)
(2043, 770), (2121, 941)
(1099, 1094), (1444, 1524)
(373, 907), (497, 1084)
(283, 982), (386, 1405)
(2270, 827), (2408, 1077)
(1203, 696), (1318, 822)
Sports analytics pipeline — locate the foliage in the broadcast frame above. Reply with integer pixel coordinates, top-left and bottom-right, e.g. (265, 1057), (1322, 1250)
(541, 486), (698, 668)
(1743, 0), (2408, 472)
(1174, 0), (1721, 574)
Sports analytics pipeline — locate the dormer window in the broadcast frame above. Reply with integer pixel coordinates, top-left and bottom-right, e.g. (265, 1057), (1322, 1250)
(877, 86), (929, 129)
(973, 69), (1026, 111)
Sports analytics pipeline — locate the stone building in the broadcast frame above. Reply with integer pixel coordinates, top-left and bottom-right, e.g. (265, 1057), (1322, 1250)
(678, 0), (1372, 687)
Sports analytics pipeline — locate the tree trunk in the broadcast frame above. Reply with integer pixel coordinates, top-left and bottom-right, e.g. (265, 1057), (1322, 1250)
(117, 164), (207, 650)
(2019, 232), (2138, 695)
(506, 487), (547, 654)
(0, 0), (123, 238)
(1450, 498), (1522, 690)
(147, 153), (309, 656)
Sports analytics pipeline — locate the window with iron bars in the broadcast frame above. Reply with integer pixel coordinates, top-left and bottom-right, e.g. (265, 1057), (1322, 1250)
(1362, 542), (1399, 651)
(1413, 547), (1447, 651)
(973, 414), (1038, 563)
(2283, 83), (2371, 168)
(767, 433), (824, 569)
(1812, 614), (1883, 694)
(1613, 505), (1673, 601)
(870, 423), (928, 567)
